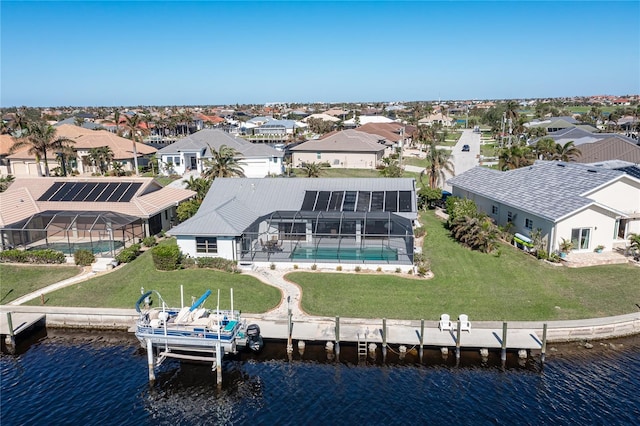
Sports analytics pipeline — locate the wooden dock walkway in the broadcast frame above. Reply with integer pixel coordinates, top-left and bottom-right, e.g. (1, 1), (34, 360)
(248, 316), (542, 351)
(0, 311), (46, 352)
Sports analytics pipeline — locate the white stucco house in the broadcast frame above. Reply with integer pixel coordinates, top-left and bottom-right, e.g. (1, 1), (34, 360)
(157, 129), (284, 178)
(168, 178), (418, 269)
(448, 161), (640, 254)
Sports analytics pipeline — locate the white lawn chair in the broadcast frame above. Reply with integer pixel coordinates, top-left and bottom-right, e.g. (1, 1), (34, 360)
(439, 314), (452, 332)
(459, 314), (471, 332)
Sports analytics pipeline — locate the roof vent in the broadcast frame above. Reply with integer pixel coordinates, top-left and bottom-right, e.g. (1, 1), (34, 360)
(557, 163), (565, 167)
(587, 169), (597, 173)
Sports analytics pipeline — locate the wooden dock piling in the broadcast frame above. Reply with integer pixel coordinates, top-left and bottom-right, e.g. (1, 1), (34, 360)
(146, 339), (155, 382)
(335, 316), (340, 360)
(455, 320), (461, 361)
(419, 319), (425, 362)
(382, 318), (387, 361)
(541, 323), (548, 365)
(5, 312), (15, 353)
(501, 322), (508, 365)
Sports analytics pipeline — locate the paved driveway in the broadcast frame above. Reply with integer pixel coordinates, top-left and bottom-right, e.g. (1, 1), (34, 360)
(444, 129), (480, 191)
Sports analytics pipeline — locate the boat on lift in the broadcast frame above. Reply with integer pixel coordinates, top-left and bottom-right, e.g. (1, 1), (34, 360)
(134, 288), (264, 362)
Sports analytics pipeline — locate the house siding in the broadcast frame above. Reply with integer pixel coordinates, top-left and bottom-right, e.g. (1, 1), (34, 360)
(292, 151), (381, 169)
(556, 205), (617, 252)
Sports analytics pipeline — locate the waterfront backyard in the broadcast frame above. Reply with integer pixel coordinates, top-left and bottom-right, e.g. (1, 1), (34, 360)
(2, 211), (639, 321)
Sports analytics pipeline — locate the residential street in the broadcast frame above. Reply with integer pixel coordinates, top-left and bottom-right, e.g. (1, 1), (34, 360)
(444, 128), (481, 191)
(404, 128), (481, 191)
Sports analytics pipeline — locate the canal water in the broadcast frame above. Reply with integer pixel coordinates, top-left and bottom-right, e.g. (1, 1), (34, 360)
(1, 329), (639, 425)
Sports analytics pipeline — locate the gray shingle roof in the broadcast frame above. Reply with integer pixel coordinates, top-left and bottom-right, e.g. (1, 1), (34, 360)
(447, 161), (625, 222)
(169, 177), (416, 236)
(290, 130), (387, 153)
(157, 129), (282, 158)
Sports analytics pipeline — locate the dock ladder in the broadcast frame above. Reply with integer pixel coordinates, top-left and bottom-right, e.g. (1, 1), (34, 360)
(357, 331), (367, 362)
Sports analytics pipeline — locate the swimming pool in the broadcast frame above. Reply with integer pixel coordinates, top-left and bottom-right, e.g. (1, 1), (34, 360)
(28, 240), (124, 255)
(291, 246), (398, 261)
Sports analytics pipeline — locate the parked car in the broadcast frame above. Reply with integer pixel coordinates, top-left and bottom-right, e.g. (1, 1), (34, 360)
(462, 144), (470, 152)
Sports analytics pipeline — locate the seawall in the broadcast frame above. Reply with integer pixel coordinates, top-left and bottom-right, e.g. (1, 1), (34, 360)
(1, 305), (639, 344)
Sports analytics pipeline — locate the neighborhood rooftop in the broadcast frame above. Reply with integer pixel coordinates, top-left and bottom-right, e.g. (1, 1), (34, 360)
(447, 161), (630, 222)
(169, 177), (417, 237)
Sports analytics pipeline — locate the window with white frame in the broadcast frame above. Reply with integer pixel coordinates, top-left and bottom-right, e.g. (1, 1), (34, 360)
(196, 237), (217, 254)
(525, 218), (533, 229)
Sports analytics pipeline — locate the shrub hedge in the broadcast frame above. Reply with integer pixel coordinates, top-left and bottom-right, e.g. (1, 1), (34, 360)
(142, 236), (157, 248)
(194, 257), (239, 273)
(115, 243), (141, 264)
(74, 249), (95, 266)
(0, 249), (66, 264)
(152, 244), (181, 271)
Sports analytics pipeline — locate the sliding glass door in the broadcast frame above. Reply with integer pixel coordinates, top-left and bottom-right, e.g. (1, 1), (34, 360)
(571, 228), (591, 250)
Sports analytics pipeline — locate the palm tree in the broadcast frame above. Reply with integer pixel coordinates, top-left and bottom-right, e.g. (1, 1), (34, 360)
(183, 176), (211, 201)
(301, 162), (324, 178)
(498, 142), (534, 170)
(0, 174), (15, 192)
(123, 114), (149, 176)
(10, 121), (74, 176)
(113, 110), (121, 135)
(534, 137), (557, 160)
(554, 141), (581, 162)
(88, 146), (114, 175)
(201, 144), (245, 179)
(424, 141), (455, 188)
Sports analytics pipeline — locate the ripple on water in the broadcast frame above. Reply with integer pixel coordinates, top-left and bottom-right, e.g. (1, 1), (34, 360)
(1, 333), (639, 425)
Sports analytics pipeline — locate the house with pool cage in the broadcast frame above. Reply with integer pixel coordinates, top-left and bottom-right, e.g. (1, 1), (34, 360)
(0, 177), (195, 257)
(168, 178), (418, 269)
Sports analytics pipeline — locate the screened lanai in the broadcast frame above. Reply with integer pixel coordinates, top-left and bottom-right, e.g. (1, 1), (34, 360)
(0, 210), (144, 257)
(239, 210), (414, 264)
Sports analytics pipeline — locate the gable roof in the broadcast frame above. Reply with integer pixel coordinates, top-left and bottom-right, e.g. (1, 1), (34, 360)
(290, 130), (387, 153)
(574, 137), (640, 164)
(356, 123), (407, 143)
(157, 129), (283, 158)
(169, 177), (417, 236)
(0, 177), (195, 227)
(448, 161), (629, 222)
(530, 127), (636, 147)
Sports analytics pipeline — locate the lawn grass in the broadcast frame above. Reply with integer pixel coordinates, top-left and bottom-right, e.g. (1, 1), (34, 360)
(286, 211), (640, 321)
(23, 241), (281, 312)
(291, 168), (421, 181)
(0, 264), (82, 304)
(480, 143), (496, 158)
(403, 157), (427, 168)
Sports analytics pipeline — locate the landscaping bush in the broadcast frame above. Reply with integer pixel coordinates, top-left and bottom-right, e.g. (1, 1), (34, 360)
(181, 257), (197, 269)
(194, 257), (239, 273)
(74, 249), (95, 266)
(152, 244), (182, 271)
(115, 244), (141, 264)
(142, 236), (157, 248)
(0, 249), (65, 264)
(414, 226), (427, 238)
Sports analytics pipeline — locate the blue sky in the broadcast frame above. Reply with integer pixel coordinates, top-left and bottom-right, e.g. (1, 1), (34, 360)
(1, 1), (639, 107)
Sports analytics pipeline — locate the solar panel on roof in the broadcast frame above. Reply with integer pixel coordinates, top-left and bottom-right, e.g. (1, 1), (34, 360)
(119, 182), (142, 202)
(328, 191), (343, 211)
(85, 182), (109, 201)
(315, 191), (330, 211)
(60, 183), (81, 201)
(356, 191), (370, 211)
(370, 191), (384, 211)
(384, 191), (398, 212)
(48, 182), (76, 201)
(38, 182), (64, 201)
(343, 191), (357, 212)
(107, 183), (129, 202)
(72, 183), (96, 201)
(301, 191), (317, 210)
(398, 191), (412, 212)
(96, 183), (119, 201)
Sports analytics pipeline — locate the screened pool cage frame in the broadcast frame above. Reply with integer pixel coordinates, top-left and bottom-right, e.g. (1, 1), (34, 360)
(238, 210), (414, 265)
(0, 210), (145, 257)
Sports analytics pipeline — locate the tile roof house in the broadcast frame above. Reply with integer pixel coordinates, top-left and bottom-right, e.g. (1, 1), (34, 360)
(289, 129), (389, 169)
(169, 177), (418, 268)
(0, 177), (195, 253)
(157, 129), (283, 177)
(6, 124), (157, 177)
(573, 137), (640, 164)
(448, 161), (640, 254)
(418, 112), (454, 127)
